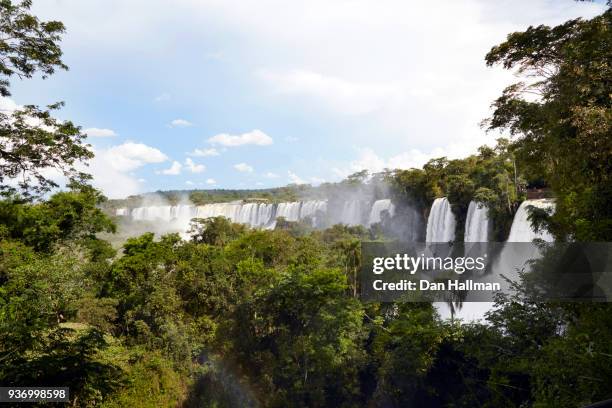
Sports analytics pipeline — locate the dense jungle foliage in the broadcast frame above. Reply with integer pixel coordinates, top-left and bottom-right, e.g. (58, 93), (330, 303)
(0, 1), (610, 407)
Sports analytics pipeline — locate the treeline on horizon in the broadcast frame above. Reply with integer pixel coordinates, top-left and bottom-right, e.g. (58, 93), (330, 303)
(0, 1), (611, 407)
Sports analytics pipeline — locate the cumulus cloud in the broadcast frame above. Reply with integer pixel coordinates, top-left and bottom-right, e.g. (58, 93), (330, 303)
(22, 0), (605, 189)
(0, 98), (165, 198)
(208, 129), (273, 147)
(264, 171), (279, 178)
(85, 142), (167, 198)
(185, 157), (205, 173)
(189, 148), (220, 157)
(288, 171), (305, 184)
(106, 142), (168, 172)
(157, 160), (182, 175)
(332, 145), (472, 180)
(185, 180), (194, 185)
(170, 118), (193, 127)
(206, 178), (216, 185)
(233, 162), (254, 172)
(84, 127), (117, 137)
(87, 157), (141, 199)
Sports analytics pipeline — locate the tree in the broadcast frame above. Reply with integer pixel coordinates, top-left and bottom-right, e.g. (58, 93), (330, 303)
(0, 241), (123, 405)
(0, 1), (92, 198)
(189, 216), (246, 246)
(0, 182), (115, 252)
(484, 9), (612, 240)
(371, 304), (446, 406)
(0, 0), (67, 97)
(390, 139), (523, 241)
(228, 267), (366, 406)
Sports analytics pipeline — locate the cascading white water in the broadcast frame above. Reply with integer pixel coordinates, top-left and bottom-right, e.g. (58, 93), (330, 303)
(236, 203), (259, 226)
(299, 200), (327, 227)
(368, 199), (395, 225)
(115, 208), (128, 216)
(195, 203), (242, 222)
(125, 198), (415, 232)
(255, 203), (275, 228)
(131, 205), (173, 221)
(128, 201), (309, 229)
(464, 201), (490, 242)
(170, 204), (196, 230)
(340, 200), (363, 226)
(507, 199), (555, 242)
(426, 197), (456, 242)
(275, 202), (302, 222)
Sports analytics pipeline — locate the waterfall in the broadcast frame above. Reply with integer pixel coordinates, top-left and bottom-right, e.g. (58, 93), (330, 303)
(170, 204), (196, 230)
(507, 199), (555, 242)
(131, 205), (173, 221)
(116, 208), (128, 216)
(368, 199), (395, 225)
(123, 201), (318, 229)
(426, 197), (456, 242)
(236, 203), (260, 226)
(340, 200), (363, 226)
(299, 200), (327, 227)
(123, 198), (417, 232)
(276, 202), (302, 222)
(464, 201), (490, 242)
(256, 203), (276, 228)
(196, 203), (242, 222)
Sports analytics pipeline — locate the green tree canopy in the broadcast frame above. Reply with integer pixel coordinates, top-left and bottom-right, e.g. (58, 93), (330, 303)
(485, 9), (612, 240)
(0, 1), (92, 198)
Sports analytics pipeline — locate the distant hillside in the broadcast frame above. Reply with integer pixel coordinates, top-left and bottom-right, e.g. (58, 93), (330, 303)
(104, 185), (313, 209)
(103, 171), (387, 209)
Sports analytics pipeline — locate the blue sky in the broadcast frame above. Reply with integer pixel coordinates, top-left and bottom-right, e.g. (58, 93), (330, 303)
(3, 0), (606, 198)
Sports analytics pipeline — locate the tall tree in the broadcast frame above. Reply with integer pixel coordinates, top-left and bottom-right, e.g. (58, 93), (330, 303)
(484, 8), (612, 240)
(0, 0), (92, 198)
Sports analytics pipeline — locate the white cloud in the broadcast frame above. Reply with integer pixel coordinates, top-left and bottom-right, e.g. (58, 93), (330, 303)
(332, 144), (474, 180)
(170, 118), (193, 127)
(185, 180), (194, 185)
(157, 160), (182, 175)
(106, 142), (168, 172)
(84, 127), (117, 137)
(259, 69), (420, 116)
(185, 157), (205, 173)
(208, 129), (273, 147)
(87, 157), (141, 199)
(234, 162), (254, 172)
(189, 147), (220, 157)
(288, 171), (305, 184)
(206, 178), (216, 185)
(264, 171), (279, 178)
(84, 142), (167, 198)
(22, 0), (606, 188)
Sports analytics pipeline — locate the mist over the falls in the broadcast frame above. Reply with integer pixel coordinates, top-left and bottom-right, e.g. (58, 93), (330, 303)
(109, 177), (430, 242)
(109, 180), (555, 247)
